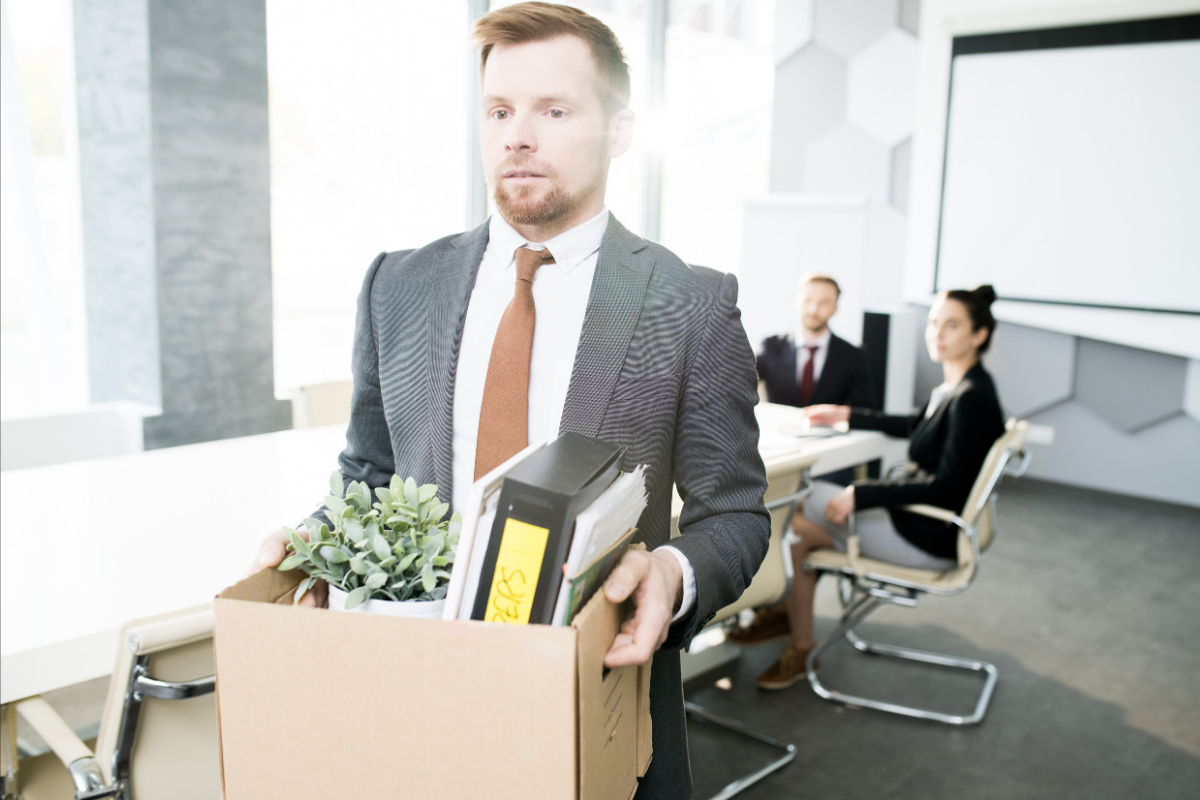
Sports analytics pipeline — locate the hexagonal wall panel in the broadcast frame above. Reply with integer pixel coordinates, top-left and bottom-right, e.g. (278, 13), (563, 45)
(900, 0), (921, 35)
(1075, 338), (1186, 432)
(813, 0), (898, 60)
(770, 44), (847, 191)
(1184, 359), (1200, 422)
(847, 28), (920, 147)
(890, 137), (912, 212)
(802, 122), (890, 205)
(982, 323), (1075, 419)
(774, 0), (815, 65)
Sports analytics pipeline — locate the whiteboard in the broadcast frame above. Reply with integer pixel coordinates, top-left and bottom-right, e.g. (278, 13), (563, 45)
(936, 38), (1200, 314)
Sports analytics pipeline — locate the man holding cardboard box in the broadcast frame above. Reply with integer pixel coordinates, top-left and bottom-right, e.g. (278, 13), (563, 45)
(249, 4), (769, 797)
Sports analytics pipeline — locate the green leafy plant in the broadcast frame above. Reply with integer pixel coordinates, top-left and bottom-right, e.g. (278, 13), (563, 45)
(279, 471), (461, 610)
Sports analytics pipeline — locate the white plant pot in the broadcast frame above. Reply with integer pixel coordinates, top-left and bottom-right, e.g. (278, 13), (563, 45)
(327, 585), (446, 619)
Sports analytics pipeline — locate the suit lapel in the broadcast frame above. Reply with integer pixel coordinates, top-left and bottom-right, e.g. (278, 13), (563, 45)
(781, 340), (799, 405)
(559, 213), (655, 437)
(427, 222), (489, 501)
(914, 377), (959, 448)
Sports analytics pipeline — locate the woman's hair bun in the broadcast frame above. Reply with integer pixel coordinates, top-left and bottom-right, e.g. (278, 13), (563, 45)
(972, 284), (997, 306)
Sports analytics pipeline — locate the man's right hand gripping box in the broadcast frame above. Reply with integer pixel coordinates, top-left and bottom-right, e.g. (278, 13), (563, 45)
(213, 568), (652, 799)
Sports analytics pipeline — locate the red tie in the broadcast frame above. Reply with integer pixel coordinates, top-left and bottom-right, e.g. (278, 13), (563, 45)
(798, 344), (818, 407)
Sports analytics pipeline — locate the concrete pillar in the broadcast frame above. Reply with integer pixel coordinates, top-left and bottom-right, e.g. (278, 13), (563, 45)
(74, 0), (160, 409)
(74, 0), (291, 448)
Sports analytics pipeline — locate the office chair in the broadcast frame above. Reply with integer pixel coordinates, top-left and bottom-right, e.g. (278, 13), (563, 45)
(293, 381), (353, 428)
(803, 419), (1030, 725)
(10, 604), (220, 800)
(681, 446), (818, 800)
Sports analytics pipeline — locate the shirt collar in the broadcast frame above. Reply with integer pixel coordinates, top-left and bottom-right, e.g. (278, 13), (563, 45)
(795, 328), (831, 350)
(489, 206), (609, 275)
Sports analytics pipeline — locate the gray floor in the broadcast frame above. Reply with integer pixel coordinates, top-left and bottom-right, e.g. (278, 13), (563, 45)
(684, 479), (1200, 800)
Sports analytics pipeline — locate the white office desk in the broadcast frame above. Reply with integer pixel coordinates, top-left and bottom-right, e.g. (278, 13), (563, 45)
(665, 403), (898, 525)
(1, 424), (349, 703)
(755, 402), (901, 478)
(0, 405), (901, 703)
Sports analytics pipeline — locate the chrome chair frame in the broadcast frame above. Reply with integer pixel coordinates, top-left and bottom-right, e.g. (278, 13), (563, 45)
(684, 471), (813, 800)
(12, 647), (214, 800)
(103, 652), (215, 800)
(804, 442), (1028, 726)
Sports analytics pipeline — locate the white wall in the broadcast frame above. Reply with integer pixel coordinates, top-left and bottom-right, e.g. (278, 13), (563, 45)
(901, 0), (1200, 507)
(739, 195), (867, 349)
(763, 0), (1200, 506)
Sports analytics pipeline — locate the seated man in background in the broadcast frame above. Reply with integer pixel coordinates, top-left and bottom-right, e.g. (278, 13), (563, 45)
(757, 273), (879, 484)
(757, 273), (878, 411)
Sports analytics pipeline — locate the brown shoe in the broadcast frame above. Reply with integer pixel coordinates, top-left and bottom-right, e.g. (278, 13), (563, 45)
(726, 608), (790, 646)
(756, 645), (815, 691)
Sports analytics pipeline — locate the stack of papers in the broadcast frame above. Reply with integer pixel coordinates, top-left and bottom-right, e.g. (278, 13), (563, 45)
(550, 466), (648, 626)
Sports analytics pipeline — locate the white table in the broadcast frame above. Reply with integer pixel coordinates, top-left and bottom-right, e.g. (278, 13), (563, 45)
(0, 405), (901, 703)
(755, 402), (903, 478)
(1, 424), (349, 703)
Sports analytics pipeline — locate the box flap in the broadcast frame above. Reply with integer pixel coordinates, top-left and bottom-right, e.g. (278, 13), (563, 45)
(216, 567), (306, 605)
(573, 592), (640, 800)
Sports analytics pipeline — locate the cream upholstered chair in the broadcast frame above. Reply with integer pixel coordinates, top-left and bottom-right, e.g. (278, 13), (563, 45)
(10, 604), (220, 799)
(679, 445), (819, 800)
(803, 419), (1030, 725)
(293, 380), (353, 428)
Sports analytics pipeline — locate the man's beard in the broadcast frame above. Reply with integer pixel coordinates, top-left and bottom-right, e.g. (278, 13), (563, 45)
(493, 159), (602, 227)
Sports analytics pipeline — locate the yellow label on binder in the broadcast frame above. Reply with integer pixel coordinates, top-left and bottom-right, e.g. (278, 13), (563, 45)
(485, 518), (550, 625)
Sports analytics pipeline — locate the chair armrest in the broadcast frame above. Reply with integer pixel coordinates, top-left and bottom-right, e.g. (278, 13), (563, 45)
(764, 470), (815, 512)
(900, 504), (968, 529)
(14, 696), (92, 765)
(14, 697), (110, 795)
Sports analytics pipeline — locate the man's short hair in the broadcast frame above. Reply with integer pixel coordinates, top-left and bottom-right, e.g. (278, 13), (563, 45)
(799, 272), (841, 298)
(472, 2), (632, 118)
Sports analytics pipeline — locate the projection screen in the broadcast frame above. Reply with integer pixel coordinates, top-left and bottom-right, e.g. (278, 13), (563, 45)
(935, 16), (1200, 314)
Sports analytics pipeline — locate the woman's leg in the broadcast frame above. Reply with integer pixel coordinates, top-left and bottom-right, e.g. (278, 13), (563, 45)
(755, 512), (837, 689)
(783, 514), (835, 650)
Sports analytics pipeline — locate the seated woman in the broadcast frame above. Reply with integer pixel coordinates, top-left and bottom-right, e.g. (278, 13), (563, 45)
(731, 285), (1006, 690)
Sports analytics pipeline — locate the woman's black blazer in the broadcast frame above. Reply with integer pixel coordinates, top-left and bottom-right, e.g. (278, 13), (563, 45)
(849, 362), (1006, 559)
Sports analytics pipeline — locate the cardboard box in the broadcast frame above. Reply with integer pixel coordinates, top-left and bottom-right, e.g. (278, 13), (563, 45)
(214, 568), (651, 799)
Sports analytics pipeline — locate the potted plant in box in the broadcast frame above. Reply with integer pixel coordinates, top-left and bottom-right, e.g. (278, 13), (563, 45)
(278, 470), (461, 618)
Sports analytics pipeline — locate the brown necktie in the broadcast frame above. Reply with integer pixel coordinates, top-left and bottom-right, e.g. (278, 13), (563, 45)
(474, 245), (556, 480)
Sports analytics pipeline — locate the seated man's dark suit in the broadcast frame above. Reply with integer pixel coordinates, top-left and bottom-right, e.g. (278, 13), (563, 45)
(757, 333), (880, 484)
(338, 214), (770, 800)
(756, 333), (879, 409)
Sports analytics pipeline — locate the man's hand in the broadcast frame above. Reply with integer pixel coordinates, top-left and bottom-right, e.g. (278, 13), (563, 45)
(243, 527), (328, 608)
(602, 549), (684, 668)
(802, 404), (850, 427)
(824, 486), (855, 527)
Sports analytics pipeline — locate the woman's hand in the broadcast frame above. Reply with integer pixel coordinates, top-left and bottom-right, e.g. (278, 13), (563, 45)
(803, 404), (850, 427)
(824, 486), (855, 526)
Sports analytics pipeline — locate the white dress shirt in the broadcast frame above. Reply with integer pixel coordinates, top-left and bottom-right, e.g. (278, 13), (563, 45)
(451, 208), (696, 622)
(794, 327), (832, 386)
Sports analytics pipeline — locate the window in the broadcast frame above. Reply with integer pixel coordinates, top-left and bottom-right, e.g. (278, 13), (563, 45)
(660, 0), (775, 274)
(267, 0), (472, 393)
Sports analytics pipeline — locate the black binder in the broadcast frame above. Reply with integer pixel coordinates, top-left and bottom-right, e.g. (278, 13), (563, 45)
(470, 433), (623, 626)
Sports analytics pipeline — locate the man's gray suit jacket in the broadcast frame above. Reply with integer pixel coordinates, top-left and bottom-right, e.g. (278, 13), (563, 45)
(337, 213), (770, 800)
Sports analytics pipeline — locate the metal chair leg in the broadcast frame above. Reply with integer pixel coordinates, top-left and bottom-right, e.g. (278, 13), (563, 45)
(684, 701), (796, 800)
(807, 594), (999, 726)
